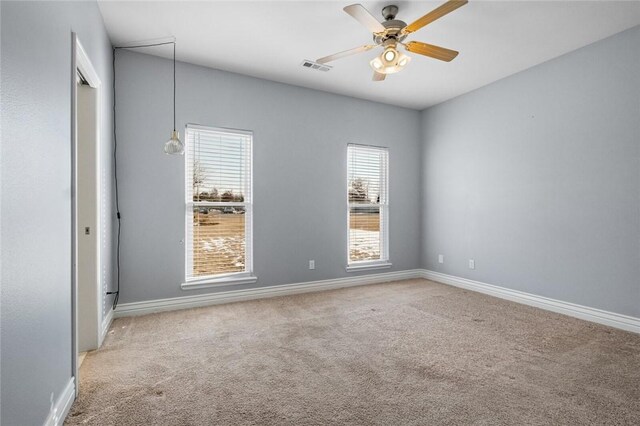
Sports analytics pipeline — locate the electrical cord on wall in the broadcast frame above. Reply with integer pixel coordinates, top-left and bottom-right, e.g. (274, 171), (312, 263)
(107, 40), (176, 310)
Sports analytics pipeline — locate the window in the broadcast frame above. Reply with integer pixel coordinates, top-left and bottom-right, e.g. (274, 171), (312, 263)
(184, 125), (254, 287)
(347, 144), (390, 270)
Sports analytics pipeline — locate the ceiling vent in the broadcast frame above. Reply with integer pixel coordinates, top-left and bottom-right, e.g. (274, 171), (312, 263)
(301, 60), (332, 72)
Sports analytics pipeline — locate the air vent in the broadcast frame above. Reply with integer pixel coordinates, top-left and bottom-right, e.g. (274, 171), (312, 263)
(301, 60), (332, 72)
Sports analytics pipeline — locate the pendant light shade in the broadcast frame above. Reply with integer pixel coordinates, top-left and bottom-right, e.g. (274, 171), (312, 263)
(165, 41), (183, 155)
(164, 130), (184, 155)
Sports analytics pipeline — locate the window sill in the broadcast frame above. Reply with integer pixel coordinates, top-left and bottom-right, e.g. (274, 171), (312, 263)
(181, 274), (258, 290)
(346, 262), (392, 272)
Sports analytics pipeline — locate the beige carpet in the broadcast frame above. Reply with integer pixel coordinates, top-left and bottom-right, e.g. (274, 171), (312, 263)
(67, 279), (640, 425)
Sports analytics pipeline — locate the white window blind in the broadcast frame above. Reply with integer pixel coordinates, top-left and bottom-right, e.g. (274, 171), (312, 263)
(347, 144), (389, 265)
(185, 125), (253, 281)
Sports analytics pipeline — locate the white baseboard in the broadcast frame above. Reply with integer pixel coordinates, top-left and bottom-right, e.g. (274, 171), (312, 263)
(421, 270), (640, 334)
(43, 378), (75, 426)
(113, 268), (638, 334)
(99, 307), (114, 346)
(114, 269), (423, 318)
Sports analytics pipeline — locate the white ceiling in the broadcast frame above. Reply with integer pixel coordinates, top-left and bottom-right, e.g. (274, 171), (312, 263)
(98, 1), (640, 110)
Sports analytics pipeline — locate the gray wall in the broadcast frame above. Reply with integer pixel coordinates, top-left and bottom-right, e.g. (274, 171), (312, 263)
(1, 1), (114, 424)
(114, 50), (422, 304)
(421, 26), (640, 317)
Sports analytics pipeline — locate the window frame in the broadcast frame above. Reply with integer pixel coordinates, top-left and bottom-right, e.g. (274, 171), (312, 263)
(182, 124), (256, 289)
(345, 143), (392, 272)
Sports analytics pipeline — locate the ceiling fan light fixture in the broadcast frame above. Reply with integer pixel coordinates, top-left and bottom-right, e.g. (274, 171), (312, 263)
(393, 51), (411, 71)
(369, 50), (411, 75)
(319, 1), (467, 80)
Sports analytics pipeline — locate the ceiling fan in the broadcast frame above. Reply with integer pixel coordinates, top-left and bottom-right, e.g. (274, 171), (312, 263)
(317, 0), (468, 81)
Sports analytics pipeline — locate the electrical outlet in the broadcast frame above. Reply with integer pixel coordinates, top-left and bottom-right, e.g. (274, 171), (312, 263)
(309, 260), (315, 270)
(469, 259), (475, 270)
(438, 254), (444, 264)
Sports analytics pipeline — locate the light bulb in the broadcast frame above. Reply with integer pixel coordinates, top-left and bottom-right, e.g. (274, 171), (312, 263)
(383, 49), (396, 62)
(164, 130), (184, 155)
(372, 59), (383, 70)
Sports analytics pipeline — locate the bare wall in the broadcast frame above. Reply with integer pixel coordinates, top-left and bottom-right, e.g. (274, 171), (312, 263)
(421, 26), (640, 317)
(1, 1), (115, 424)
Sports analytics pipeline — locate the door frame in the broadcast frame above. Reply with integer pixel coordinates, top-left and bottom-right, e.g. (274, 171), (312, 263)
(71, 33), (102, 397)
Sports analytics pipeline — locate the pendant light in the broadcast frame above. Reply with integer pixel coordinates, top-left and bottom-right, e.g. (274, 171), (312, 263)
(164, 42), (184, 155)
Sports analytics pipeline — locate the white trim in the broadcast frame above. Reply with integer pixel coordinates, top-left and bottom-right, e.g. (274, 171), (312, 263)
(99, 308), (114, 346)
(75, 39), (101, 88)
(184, 125), (254, 283)
(71, 31), (79, 401)
(186, 123), (253, 136)
(43, 378), (75, 426)
(346, 144), (390, 267)
(346, 262), (393, 272)
(421, 270), (640, 334)
(116, 268), (639, 333)
(115, 269), (422, 317)
(71, 33), (102, 398)
(182, 274), (258, 290)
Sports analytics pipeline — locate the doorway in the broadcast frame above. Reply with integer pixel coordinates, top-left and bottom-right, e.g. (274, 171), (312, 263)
(72, 34), (103, 396)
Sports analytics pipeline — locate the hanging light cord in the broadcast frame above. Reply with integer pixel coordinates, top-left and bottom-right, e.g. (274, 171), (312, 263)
(108, 40), (176, 310)
(173, 42), (176, 132)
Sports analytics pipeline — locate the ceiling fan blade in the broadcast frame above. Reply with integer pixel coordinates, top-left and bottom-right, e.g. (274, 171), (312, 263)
(372, 71), (386, 81)
(403, 0), (468, 35)
(343, 4), (386, 34)
(317, 45), (376, 64)
(404, 41), (459, 62)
